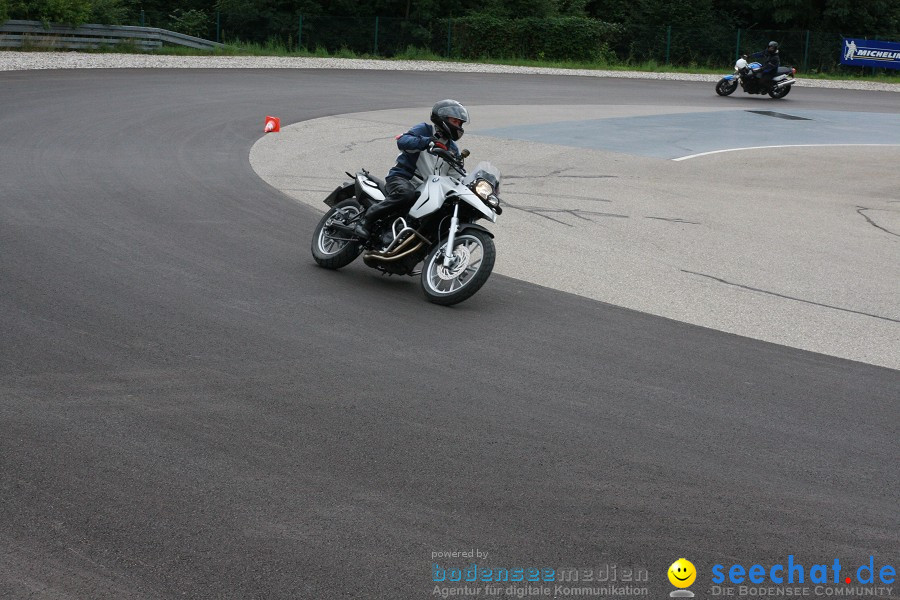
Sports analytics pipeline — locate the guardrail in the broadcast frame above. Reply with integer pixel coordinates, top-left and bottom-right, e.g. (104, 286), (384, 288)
(0, 20), (224, 51)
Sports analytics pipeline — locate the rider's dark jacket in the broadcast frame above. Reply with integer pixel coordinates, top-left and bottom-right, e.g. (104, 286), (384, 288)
(750, 49), (781, 76)
(387, 122), (460, 180)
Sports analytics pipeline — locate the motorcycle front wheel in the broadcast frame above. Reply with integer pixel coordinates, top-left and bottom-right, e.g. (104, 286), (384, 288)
(311, 198), (363, 269)
(716, 78), (738, 96)
(421, 230), (495, 306)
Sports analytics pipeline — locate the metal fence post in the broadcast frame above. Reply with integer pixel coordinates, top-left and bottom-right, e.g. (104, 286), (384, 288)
(447, 18), (452, 57)
(736, 28), (742, 61)
(216, 11), (220, 43)
(374, 16), (379, 55)
(665, 25), (671, 64)
(140, 9), (145, 27)
(802, 30), (809, 72)
(298, 14), (302, 49)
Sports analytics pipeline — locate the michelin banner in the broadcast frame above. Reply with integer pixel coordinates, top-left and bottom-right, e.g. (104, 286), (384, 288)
(841, 38), (900, 70)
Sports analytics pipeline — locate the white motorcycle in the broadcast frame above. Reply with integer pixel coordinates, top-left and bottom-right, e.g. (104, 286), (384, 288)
(311, 146), (502, 306)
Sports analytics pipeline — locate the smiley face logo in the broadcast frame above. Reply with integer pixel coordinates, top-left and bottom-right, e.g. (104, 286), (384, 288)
(668, 558), (697, 588)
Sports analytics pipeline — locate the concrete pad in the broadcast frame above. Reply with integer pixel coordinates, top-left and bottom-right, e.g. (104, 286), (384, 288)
(250, 105), (900, 370)
(480, 109), (900, 159)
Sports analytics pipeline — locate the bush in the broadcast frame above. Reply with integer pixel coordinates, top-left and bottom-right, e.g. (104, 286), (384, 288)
(4, 0), (125, 27)
(7, 0), (91, 26)
(90, 0), (127, 24)
(168, 8), (208, 38)
(450, 15), (622, 61)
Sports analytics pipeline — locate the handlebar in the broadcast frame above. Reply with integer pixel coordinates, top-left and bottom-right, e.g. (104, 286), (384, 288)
(427, 143), (468, 176)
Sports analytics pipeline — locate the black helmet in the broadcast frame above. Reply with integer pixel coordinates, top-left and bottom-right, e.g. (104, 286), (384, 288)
(767, 41), (779, 53)
(431, 99), (468, 141)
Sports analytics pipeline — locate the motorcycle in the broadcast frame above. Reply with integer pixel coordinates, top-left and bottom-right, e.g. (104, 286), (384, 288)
(715, 57), (796, 99)
(310, 145), (502, 306)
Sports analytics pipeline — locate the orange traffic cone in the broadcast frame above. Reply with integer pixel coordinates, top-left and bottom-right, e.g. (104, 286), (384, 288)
(264, 115), (281, 133)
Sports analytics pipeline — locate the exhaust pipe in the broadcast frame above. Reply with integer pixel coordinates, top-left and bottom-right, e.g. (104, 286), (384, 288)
(776, 78), (795, 88)
(362, 232), (428, 262)
(362, 241), (425, 269)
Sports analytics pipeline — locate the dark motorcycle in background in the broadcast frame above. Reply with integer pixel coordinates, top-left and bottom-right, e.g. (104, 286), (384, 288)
(716, 57), (797, 99)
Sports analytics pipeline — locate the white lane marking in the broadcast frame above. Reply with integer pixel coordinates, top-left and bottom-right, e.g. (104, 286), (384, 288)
(673, 143), (900, 161)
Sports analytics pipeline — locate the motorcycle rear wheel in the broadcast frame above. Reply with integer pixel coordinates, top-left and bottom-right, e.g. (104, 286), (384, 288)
(716, 78), (738, 96)
(421, 230), (495, 306)
(311, 198), (363, 269)
(769, 84), (791, 99)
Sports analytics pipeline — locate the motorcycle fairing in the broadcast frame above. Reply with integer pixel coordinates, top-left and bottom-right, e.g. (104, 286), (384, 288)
(408, 176), (497, 223)
(414, 150), (454, 181)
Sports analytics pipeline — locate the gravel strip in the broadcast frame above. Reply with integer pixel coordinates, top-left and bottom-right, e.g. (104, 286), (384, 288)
(2, 50), (899, 92)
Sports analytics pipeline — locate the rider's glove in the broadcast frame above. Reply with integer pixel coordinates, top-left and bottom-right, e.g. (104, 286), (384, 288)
(428, 140), (448, 152)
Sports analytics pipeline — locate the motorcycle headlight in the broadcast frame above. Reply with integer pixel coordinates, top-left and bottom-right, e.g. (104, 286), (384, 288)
(486, 195), (500, 209)
(474, 179), (494, 200)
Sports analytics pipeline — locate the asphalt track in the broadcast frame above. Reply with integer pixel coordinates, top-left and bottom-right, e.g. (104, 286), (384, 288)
(0, 69), (898, 599)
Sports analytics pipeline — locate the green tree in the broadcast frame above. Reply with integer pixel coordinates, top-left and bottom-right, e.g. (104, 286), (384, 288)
(724, 0), (900, 32)
(91, 0), (128, 23)
(3, 0), (127, 24)
(168, 7), (208, 36)
(216, 0), (321, 43)
(584, 0), (630, 24)
(555, 0), (588, 16)
(477, 0), (557, 18)
(7, 0), (92, 25)
(822, 0), (900, 34)
(388, 0), (439, 20)
(623, 0), (719, 29)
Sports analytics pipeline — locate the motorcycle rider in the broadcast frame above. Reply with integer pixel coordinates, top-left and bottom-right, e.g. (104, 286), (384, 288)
(354, 99), (468, 240)
(748, 41), (781, 89)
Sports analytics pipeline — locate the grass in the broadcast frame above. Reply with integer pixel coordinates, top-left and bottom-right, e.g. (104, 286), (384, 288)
(6, 38), (900, 84)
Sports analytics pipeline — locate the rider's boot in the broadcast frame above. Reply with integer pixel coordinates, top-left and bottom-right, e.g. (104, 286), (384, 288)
(353, 216), (371, 240)
(354, 201), (393, 240)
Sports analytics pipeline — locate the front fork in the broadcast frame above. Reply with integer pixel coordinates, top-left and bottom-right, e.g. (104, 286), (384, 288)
(442, 203), (460, 269)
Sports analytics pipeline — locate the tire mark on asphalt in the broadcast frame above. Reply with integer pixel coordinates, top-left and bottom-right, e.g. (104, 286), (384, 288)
(681, 270), (900, 323)
(503, 171), (618, 180)
(506, 203), (629, 226)
(340, 137), (391, 153)
(856, 206), (900, 238)
(645, 216), (702, 225)
(501, 190), (613, 203)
